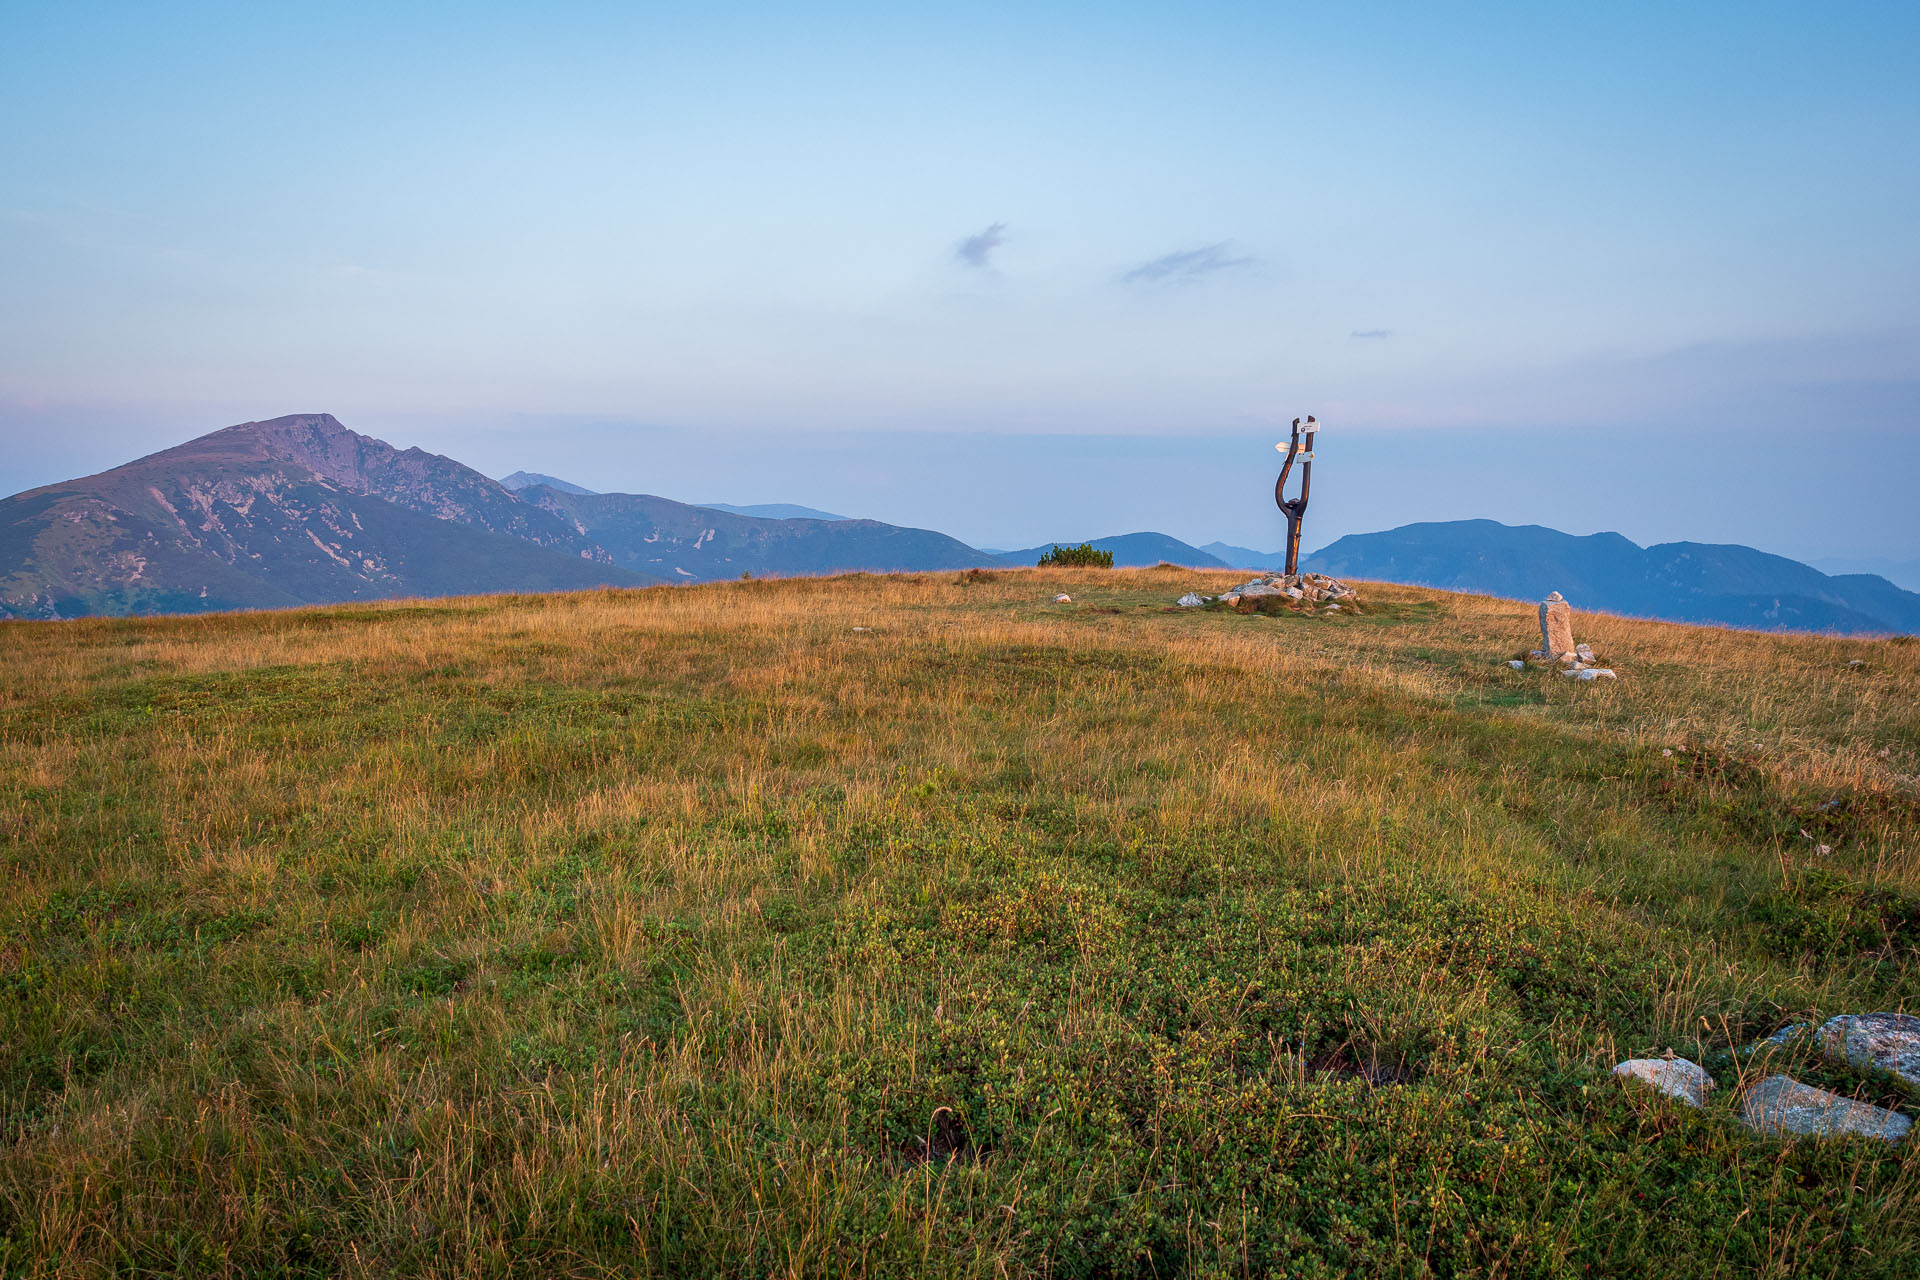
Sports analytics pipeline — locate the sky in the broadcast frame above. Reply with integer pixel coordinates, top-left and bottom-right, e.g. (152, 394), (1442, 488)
(2, 1), (1916, 561)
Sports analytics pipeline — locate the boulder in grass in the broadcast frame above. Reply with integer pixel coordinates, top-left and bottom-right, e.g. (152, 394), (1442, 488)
(1739, 1075), (1911, 1143)
(1613, 1057), (1715, 1106)
(1819, 1013), (1920, 1094)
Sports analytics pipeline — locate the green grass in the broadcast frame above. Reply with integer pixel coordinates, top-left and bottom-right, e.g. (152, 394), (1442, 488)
(1, 570), (1916, 1277)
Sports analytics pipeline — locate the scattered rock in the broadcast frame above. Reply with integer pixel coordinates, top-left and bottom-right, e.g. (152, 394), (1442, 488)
(1562, 668), (1617, 681)
(1819, 1013), (1920, 1094)
(1613, 1057), (1715, 1106)
(1177, 593), (1207, 608)
(1508, 660), (1525, 670)
(1053, 594), (1072, 603)
(1739, 1075), (1910, 1143)
(1181, 573), (1356, 611)
(1797, 828), (1833, 855)
(851, 626), (870, 632)
(1539, 592), (1575, 662)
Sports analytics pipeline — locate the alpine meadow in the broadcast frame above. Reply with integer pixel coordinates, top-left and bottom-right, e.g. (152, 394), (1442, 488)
(3, 568), (1917, 1277)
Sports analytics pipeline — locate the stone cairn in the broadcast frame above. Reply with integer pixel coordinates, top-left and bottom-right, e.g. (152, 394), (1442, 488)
(1520, 590), (1616, 680)
(1177, 572), (1357, 612)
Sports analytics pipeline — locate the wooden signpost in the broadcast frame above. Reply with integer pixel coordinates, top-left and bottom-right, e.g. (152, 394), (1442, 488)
(1274, 415), (1318, 576)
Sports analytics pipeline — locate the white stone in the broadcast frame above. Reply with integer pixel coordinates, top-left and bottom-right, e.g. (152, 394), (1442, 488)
(1053, 594), (1071, 603)
(1508, 660), (1526, 670)
(1562, 668), (1617, 681)
(1177, 593), (1206, 608)
(1740, 1075), (1911, 1142)
(1613, 1057), (1715, 1106)
(1819, 1013), (1920, 1094)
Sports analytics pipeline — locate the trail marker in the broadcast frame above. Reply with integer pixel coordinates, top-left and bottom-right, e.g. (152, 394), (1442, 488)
(1274, 415), (1319, 576)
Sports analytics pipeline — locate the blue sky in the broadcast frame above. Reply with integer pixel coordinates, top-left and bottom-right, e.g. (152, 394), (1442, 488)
(3, 2), (1916, 559)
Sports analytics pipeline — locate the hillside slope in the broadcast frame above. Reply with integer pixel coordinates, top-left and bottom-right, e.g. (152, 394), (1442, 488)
(1306, 519), (1920, 633)
(525, 485), (992, 580)
(4, 572), (1915, 1274)
(0, 415), (649, 618)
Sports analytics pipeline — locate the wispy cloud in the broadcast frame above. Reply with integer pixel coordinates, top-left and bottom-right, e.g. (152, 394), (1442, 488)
(1351, 329), (1391, 339)
(955, 222), (1007, 268)
(1119, 242), (1253, 284)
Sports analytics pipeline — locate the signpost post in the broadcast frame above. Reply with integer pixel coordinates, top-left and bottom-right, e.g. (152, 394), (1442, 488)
(1274, 415), (1318, 576)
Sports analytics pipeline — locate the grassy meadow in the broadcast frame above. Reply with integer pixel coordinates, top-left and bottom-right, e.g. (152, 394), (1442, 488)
(2, 568), (1918, 1277)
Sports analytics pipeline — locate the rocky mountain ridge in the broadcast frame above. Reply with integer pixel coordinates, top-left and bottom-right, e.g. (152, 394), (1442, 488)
(0, 414), (997, 618)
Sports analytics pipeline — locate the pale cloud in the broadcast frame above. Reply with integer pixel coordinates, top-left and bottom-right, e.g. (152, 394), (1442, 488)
(955, 222), (1007, 268)
(1120, 242), (1253, 284)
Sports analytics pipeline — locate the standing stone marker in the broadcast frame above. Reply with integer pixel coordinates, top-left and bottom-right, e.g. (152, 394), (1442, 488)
(1539, 591), (1575, 661)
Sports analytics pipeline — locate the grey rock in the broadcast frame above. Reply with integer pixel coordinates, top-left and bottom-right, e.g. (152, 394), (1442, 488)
(1508, 659), (1526, 670)
(1562, 667), (1617, 681)
(1740, 1075), (1910, 1142)
(1177, 592), (1207, 608)
(1053, 593), (1072, 603)
(1819, 1013), (1920, 1093)
(1613, 1057), (1715, 1106)
(1758, 1023), (1810, 1049)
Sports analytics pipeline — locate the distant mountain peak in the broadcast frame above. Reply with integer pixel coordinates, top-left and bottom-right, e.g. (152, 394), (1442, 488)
(501, 471), (596, 495)
(696, 501), (848, 522)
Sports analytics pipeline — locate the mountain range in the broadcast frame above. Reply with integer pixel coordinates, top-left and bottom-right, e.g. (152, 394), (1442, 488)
(4, 415), (1913, 634)
(696, 502), (850, 521)
(0, 415), (988, 619)
(1304, 520), (1920, 634)
(992, 533), (1230, 569)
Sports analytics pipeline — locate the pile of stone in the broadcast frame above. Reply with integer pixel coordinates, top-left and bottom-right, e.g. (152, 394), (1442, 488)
(1612, 1011), (1917, 1144)
(1525, 591), (1616, 680)
(1178, 573), (1358, 612)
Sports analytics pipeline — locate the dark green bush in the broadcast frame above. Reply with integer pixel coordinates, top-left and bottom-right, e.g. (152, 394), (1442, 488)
(1036, 542), (1114, 568)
